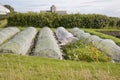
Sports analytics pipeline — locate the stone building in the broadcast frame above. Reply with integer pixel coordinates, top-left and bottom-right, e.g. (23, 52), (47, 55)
(41, 5), (67, 15)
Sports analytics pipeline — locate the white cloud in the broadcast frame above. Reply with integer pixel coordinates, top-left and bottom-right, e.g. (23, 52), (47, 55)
(0, 0), (120, 17)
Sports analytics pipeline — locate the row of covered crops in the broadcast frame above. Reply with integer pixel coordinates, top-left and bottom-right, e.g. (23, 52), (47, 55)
(0, 27), (120, 62)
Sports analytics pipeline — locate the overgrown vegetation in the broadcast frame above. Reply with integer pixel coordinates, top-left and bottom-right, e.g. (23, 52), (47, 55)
(0, 54), (119, 80)
(63, 41), (111, 62)
(7, 12), (120, 28)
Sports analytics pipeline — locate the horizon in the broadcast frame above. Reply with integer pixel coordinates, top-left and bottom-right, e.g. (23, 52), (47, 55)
(0, 0), (120, 17)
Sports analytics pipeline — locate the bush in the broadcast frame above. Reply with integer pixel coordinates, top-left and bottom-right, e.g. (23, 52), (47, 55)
(63, 41), (111, 62)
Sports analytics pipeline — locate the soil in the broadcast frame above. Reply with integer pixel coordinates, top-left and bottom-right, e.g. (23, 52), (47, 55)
(100, 31), (120, 38)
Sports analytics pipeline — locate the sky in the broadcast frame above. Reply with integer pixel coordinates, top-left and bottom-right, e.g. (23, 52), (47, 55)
(0, 0), (120, 17)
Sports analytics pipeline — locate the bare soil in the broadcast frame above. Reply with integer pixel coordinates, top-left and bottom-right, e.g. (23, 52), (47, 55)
(100, 31), (120, 38)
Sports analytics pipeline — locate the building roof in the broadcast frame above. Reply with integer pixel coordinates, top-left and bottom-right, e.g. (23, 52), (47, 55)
(41, 5), (67, 15)
(0, 4), (10, 15)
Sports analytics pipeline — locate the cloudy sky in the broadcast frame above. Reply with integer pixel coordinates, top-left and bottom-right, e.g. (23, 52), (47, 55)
(0, 0), (120, 17)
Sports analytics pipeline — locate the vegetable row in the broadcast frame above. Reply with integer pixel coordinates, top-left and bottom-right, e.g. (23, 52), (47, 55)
(70, 28), (120, 62)
(0, 27), (120, 62)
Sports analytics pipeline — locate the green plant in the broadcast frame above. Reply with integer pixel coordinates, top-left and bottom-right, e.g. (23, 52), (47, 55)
(63, 41), (111, 62)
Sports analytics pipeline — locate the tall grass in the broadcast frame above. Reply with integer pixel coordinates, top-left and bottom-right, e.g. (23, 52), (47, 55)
(0, 54), (119, 80)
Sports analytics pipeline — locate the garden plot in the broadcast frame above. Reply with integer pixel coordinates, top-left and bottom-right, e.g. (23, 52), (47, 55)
(0, 27), (120, 62)
(33, 27), (63, 59)
(0, 27), (37, 55)
(70, 28), (120, 62)
(0, 27), (20, 45)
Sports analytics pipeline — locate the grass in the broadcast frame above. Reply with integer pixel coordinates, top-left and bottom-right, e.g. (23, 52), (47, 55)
(0, 19), (7, 28)
(17, 26), (41, 30)
(83, 29), (120, 45)
(0, 54), (119, 80)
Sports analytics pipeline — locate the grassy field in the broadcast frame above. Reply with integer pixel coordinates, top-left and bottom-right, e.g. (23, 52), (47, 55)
(0, 54), (119, 80)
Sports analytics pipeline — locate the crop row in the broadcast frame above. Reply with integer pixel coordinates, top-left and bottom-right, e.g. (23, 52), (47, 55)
(0, 27), (20, 45)
(70, 28), (120, 62)
(55, 27), (78, 46)
(33, 27), (62, 59)
(0, 27), (120, 62)
(0, 27), (37, 55)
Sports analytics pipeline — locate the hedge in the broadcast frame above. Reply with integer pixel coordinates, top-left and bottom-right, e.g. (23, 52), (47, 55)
(7, 12), (120, 28)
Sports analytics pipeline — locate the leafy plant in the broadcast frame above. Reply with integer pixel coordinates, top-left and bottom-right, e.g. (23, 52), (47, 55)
(63, 41), (111, 62)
